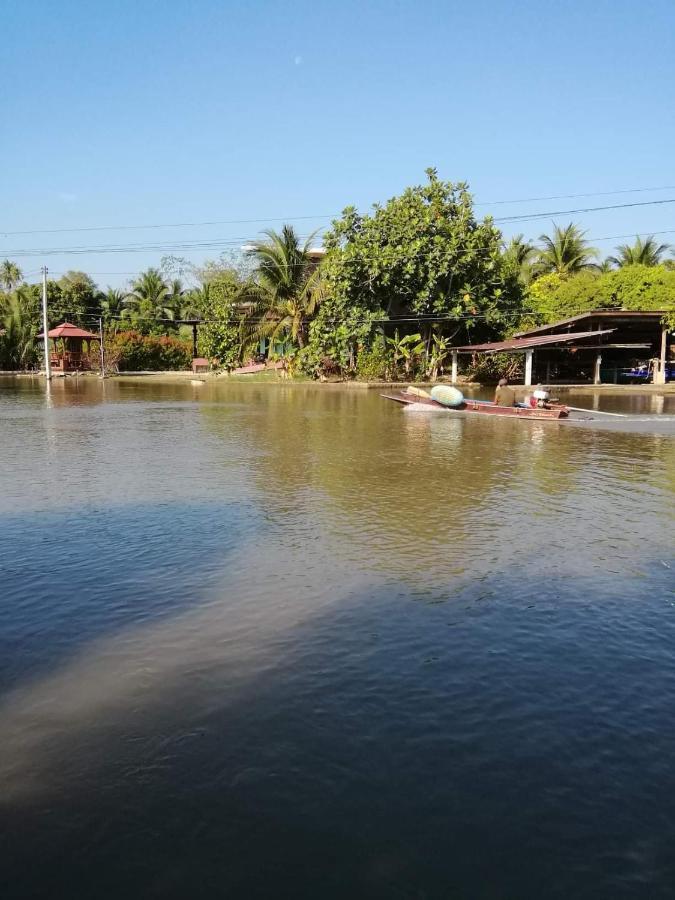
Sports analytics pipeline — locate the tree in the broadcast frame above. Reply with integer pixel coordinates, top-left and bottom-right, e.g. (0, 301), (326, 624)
(195, 265), (249, 368)
(99, 287), (126, 324)
(535, 223), (599, 276)
(526, 264), (675, 325)
(608, 235), (671, 268)
(304, 170), (522, 374)
(123, 268), (177, 333)
(385, 330), (425, 378)
(0, 287), (39, 369)
(323, 170), (517, 324)
(244, 225), (325, 351)
(503, 234), (536, 285)
(0, 260), (23, 292)
(59, 270), (99, 320)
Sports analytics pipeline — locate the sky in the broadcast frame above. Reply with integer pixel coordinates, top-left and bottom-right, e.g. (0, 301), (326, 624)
(2, 0), (675, 288)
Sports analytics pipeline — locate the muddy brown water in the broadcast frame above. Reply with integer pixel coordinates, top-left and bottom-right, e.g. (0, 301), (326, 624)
(1, 376), (675, 898)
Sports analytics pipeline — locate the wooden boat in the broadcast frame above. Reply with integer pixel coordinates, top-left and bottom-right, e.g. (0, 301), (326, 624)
(382, 389), (570, 420)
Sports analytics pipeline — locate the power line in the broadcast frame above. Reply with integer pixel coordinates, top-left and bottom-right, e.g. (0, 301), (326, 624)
(3, 184), (675, 238)
(4, 198), (675, 260)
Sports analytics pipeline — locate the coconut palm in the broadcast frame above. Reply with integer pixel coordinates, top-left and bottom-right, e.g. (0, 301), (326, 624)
(503, 234), (537, 284)
(535, 223), (599, 276)
(0, 260), (23, 292)
(124, 268), (178, 327)
(0, 288), (38, 368)
(608, 235), (671, 268)
(244, 225), (325, 350)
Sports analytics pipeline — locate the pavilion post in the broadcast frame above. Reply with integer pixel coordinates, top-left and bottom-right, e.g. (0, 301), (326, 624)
(594, 352), (602, 385)
(524, 349), (533, 386)
(451, 351), (458, 383)
(99, 318), (105, 378)
(653, 326), (667, 385)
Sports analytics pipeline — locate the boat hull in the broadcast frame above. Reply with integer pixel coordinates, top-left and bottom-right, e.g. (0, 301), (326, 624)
(381, 391), (570, 420)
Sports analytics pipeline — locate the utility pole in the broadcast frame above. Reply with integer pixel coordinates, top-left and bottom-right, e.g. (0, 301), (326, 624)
(41, 266), (52, 380)
(99, 317), (105, 378)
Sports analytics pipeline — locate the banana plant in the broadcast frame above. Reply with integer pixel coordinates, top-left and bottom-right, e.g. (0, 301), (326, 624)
(385, 330), (425, 378)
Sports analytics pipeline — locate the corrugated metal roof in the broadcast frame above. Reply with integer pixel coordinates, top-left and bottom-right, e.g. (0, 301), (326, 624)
(515, 309), (668, 338)
(455, 328), (615, 353)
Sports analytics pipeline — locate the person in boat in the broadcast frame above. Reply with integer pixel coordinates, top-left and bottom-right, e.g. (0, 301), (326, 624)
(494, 377), (516, 407)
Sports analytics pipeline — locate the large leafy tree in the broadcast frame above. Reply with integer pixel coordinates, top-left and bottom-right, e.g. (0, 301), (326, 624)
(244, 225), (325, 350)
(608, 235), (671, 268)
(323, 169), (515, 323)
(0, 260), (23, 292)
(526, 264), (675, 326)
(59, 271), (99, 320)
(196, 266), (249, 368)
(535, 223), (599, 276)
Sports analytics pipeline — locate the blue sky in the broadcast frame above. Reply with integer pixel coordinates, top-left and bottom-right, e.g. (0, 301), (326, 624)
(3, 0), (675, 287)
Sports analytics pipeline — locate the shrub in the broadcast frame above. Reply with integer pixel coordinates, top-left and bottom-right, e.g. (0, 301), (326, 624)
(355, 342), (392, 380)
(466, 351), (522, 383)
(106, 331), (192, 371)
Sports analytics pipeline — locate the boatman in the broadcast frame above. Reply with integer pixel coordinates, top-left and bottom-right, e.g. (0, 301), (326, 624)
(494, 377), (516, 407)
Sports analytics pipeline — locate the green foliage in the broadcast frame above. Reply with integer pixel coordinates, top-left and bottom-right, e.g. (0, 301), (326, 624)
(197, 269), (248, 369)
(299, 296), (380, 376)
(243, 225), (325, 350)
(322, 169), (521, 336)
(58, 271), (99, 320)
(467, 351), (523, 383)
(354, 340), (392, 381)
(123, 268), (181, 333)
(0, 288), (39, 369)
(535, 223), (599, 276)
(385, 330), (425, 378)
(503, 234), (536, 286)
(526, 265), (675, 325)
(608, 235), (671, 268)
(1, 260), (23, 291)
(106, 331), (192, 371)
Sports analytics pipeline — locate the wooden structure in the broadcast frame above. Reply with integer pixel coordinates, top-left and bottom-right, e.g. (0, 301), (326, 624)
(38, 322), (99, 373)
(383, 391), (570, 419)
(452, 310), (673, 385)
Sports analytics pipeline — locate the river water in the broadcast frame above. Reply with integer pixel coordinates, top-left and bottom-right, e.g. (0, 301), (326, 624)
(1, 376), (675, 899)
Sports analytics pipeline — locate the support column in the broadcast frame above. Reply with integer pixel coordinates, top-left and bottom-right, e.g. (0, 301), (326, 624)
(653, 326), (667, 385)
(594, 352), (602, 385)
(524, 349), (533, 387)
(451, 351), (458, 384)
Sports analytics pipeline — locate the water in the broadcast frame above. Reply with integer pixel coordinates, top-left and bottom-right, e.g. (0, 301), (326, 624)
(1, 376), (675, 899)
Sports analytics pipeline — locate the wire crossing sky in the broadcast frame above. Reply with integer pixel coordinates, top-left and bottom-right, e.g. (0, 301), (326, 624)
(3, 0), (675, 286)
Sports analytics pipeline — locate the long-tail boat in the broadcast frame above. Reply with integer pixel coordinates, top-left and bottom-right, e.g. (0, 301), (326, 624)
(382, 388), (570, 420)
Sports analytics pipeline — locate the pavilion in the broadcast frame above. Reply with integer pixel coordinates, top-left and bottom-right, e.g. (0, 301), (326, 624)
(38, 322), (100, 373)
(450, 310), (673, 385)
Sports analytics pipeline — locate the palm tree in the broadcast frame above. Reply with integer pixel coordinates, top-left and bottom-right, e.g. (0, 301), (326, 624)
(244, 225), (325, 351)
(0, 260), (23, 292)
(535, 223), (599, 276)
(0, 288), (38, 368)
(99, 287), (126, 324)
(503, 234), (536, 284)
(124, 268), (176, 326)
(608, 235), (671, 268)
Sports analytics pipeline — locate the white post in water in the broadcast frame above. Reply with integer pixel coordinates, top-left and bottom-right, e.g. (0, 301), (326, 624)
(451, 351), (458, 383)
(594, 352), (602, 385)
(99, 317), (105, 378)
(524, 349), (533, 386)
(41, 266), (51, 380)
